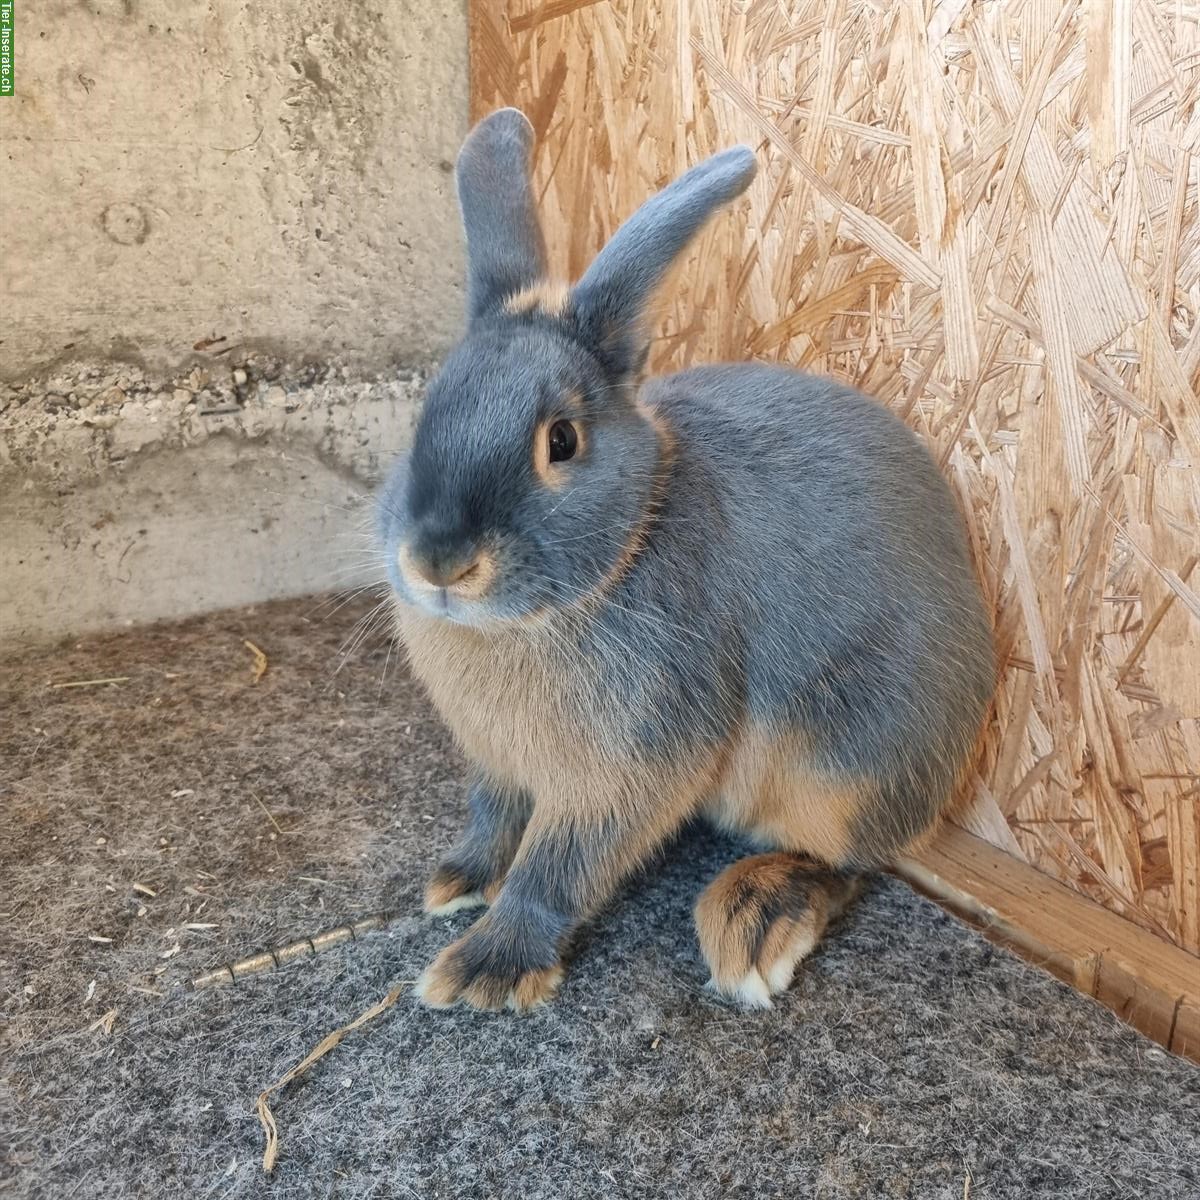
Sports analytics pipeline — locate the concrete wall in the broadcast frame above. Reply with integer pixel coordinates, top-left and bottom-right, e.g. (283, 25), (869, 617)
(1, 365), (425, 645)
(1, 1), (467, 646)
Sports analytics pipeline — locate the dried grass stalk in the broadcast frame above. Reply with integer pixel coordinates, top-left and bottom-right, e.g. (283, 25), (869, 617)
(190, 913), (394, 991)
(243, 639), (269, 683)
(256, 983), (408, 1173)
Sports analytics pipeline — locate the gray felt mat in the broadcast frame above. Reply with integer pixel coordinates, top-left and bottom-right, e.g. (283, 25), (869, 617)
(2, 597), (1197, 1199)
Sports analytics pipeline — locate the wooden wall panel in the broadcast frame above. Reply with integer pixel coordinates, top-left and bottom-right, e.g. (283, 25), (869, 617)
(470, 0), (1200, 956)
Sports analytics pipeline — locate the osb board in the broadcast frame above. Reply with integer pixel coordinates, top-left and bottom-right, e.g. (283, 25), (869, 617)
(470, 0), (1200, 957)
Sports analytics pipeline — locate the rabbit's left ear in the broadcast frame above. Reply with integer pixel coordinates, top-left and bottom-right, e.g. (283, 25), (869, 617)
(456, 109), (548, 321)
(570, 146), (756, 375)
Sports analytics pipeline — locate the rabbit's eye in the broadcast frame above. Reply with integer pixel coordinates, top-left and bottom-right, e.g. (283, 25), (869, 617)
(548, 419), (579, 463)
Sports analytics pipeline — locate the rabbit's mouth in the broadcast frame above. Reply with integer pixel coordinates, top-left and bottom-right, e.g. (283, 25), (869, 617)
(401, 582), (499, 628)
(393, 541), (504, 624)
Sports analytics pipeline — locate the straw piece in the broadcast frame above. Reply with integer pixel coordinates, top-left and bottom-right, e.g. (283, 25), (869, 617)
(243, 639), (269, 683)
(256, 983), (408, 1173)
(189, 912), (395, 991)
(50, 677), (130, 690)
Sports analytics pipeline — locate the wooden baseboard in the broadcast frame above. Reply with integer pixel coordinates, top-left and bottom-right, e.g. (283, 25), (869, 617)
(896, 825), (1200, 1063)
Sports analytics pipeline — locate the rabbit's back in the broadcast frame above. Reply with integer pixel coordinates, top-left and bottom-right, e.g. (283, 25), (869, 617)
(641, 364), (995, 863)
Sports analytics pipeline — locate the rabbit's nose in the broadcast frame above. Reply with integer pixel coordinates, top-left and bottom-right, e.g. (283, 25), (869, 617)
(399, 542), (491, 595)
(417, 553), (482, 589)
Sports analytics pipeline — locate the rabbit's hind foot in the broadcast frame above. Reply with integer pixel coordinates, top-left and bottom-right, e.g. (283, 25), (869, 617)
(695, 852), (861, 1008)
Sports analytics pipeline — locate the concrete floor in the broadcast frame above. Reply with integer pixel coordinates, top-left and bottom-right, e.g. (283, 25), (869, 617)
(2, 596), (1197, 1199)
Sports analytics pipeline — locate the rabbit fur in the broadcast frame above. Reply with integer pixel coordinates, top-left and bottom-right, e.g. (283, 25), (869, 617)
(376, 109), (995, 1011)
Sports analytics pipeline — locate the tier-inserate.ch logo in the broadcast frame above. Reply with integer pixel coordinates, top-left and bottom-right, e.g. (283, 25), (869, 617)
(0, 0), (13, 98)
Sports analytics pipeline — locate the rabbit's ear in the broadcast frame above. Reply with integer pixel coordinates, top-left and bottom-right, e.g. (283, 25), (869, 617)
(456, 109), (548, 320)
(571, 146), (756, 374)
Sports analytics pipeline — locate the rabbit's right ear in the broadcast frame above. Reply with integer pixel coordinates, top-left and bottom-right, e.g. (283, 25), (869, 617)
(456, 109), (548, 321)
(570, 146), (756, 376)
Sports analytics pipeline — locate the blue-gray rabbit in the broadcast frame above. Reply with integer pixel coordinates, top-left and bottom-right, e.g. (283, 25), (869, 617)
(377, 109), (995, 1011)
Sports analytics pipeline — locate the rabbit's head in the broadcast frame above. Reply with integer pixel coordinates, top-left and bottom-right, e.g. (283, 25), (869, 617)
(379, 109), (755, 625)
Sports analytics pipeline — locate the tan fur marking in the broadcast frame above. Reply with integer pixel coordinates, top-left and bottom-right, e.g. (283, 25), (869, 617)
(507, 965), (564, 1012)
(761, 912), (823, 997)
(695, 853), (843, 1002)
(754, 913), (805, 977)
(395, 603), (593, 796)
(396, 585), (732, 821)
(707, 727), (868, 867)
(414, 948), (465, 1008)
(396, 542), (421, 589)
(694, 853), (806, 988)
(421, 962), (563, 1013)
(424, 872), (485, 914)
(896, 812), (943, 861)
(459, 973), (511, 1011)
(586, 400), (676, 600)
(427, 893), (488, 917)
(503, 280), (570, 318)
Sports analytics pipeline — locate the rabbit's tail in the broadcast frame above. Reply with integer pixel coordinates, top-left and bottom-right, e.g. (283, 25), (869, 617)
(695, 852), (861, 1007)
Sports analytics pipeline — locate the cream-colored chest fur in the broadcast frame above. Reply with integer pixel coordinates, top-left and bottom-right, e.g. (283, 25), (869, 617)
(396, 606), (603, 798)
(395, 606), (889, 866)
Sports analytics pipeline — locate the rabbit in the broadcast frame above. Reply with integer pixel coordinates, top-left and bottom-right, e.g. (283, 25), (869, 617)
(376, 108), (996, 1013)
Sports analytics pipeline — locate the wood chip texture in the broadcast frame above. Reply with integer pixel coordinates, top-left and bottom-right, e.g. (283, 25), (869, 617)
(471, 0), (1200, 955)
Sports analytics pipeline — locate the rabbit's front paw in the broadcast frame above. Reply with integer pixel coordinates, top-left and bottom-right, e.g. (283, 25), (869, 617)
(423, 861), (501, 916)
(415, 914), (564, 1012)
